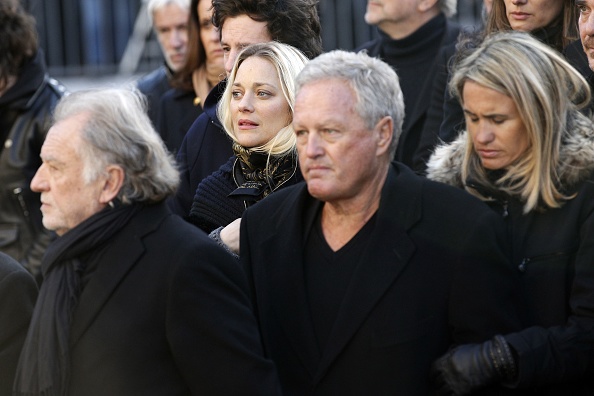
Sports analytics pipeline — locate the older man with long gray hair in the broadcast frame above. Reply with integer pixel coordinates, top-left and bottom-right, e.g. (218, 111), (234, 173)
(13, 88), (280, 396)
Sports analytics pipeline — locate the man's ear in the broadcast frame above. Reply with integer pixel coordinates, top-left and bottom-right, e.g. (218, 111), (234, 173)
(99, 165), (125, 204)
(375, 116), (393, 156)
(418, 0), (439, 13)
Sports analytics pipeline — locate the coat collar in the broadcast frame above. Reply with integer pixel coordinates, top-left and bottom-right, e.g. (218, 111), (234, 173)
(426, 119), (594, 192)
(258, 163), (423, 381)
(69, 203), (171, 347)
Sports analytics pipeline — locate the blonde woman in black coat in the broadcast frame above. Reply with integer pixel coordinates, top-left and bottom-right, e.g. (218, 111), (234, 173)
(428, 31), (594, 395)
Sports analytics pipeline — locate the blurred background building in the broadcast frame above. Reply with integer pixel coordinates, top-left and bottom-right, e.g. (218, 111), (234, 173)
(22, 0), (484, 90)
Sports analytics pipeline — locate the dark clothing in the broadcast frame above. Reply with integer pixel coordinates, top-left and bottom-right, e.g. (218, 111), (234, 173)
(414, 39), (461, 172)
(427, 126), (594, 394)
(16, 202), (281, 395)
(356, 14), (460, 170)
(136, 65), (172, 128)
(188, 152), (301, 233)
(241, 162), (522, 395)
(565, 38), (594, 115)
(157, 87), (204, 156)
(0, 50), (65, 280)
(304, 212), (375, 352)
(169, 80), (233, 217)
(0, 252), (37, 396)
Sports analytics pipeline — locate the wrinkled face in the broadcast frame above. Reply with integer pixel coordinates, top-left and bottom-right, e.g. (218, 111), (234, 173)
(230, 56), (291, 148)
(578, 0), (594, 71)
(293, 79), (388, 204)
(198, 0), (224, 67)
(463, 81), (531, 170)
(503, 0), (563, 32)
(220, 14), (272, 75)
(30, 113), (107, 236)
(364, 0), (419, 28)
(153, 3), (189, 71)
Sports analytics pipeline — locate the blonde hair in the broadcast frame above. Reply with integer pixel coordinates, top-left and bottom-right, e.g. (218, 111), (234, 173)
(450, 31), (591, 213)
(218, 42), (308, 156)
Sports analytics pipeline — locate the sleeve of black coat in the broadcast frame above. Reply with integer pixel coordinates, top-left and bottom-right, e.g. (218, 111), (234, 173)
(166, 233), (281, 395)
(0, 254), (38, 396)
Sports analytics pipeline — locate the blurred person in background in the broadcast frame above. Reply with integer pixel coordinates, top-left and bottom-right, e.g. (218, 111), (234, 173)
(169, 0), (322, 218)
(356, 0), (460, 170)
(0, 0), (66, 283)
(156, 0), (225, 155)
(136, 0), (190, 127)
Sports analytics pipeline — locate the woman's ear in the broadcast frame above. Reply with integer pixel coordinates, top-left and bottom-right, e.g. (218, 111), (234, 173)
(99, 165), (125, 204)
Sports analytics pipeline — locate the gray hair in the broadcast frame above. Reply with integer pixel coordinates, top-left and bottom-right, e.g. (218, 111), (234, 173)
(147, 0), (190, 25)
(439, 0), (457, 18)
(52, 88), (180, 204)
(295, 50), (404, 159)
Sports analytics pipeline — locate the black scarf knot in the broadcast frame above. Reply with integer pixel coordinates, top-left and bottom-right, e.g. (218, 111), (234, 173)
(229, 143), (297, 203)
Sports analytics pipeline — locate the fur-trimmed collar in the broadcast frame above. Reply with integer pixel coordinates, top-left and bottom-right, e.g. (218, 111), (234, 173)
(426, 115), (594, 191)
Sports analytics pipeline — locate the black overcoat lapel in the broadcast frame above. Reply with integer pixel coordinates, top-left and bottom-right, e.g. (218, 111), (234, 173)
(314, 164), (424, 380)
(69, 205), (167, 347)
(261, 187), (323, 379)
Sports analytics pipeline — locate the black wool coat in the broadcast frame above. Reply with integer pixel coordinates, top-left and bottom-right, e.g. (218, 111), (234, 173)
(66, 203), (281, 395)
(240, 162), (523, 395)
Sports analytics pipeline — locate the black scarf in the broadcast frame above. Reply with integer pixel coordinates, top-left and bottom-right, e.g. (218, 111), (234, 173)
(229, 143), (298, 203)
(13, 202), (141, 396)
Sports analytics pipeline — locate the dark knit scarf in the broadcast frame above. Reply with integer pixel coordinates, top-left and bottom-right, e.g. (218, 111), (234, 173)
(229, 143), (297, 202)
(13, 202), (141, 396)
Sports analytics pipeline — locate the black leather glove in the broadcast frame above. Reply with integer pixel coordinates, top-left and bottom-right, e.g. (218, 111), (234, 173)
(431, 335), (517, 395)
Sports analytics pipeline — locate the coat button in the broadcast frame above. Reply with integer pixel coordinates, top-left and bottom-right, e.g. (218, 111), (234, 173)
(5, 139), (12, 149)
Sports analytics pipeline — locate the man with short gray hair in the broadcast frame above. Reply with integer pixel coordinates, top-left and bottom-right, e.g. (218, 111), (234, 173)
(357, 0), (459, 170)
(136, 0), (190, 126)
(13, 88), (281, 396)
(240, 50), (520, 395)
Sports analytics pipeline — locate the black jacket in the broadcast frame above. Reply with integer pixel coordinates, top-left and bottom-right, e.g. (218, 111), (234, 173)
(156, 87), (204, 156)
(0, 252), (37, 396)
(241, 162), (522, 395)
(0, 51), (66, 280)
(169, 80), (233, 217)
(427, 127), (594, 394)
(136, 65), (172, 128)
(66, 202), (281, 395)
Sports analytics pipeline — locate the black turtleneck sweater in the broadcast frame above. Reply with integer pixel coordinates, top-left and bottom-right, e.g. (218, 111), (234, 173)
(375, 14), (446, 122)
(356, 13), (460, 169)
